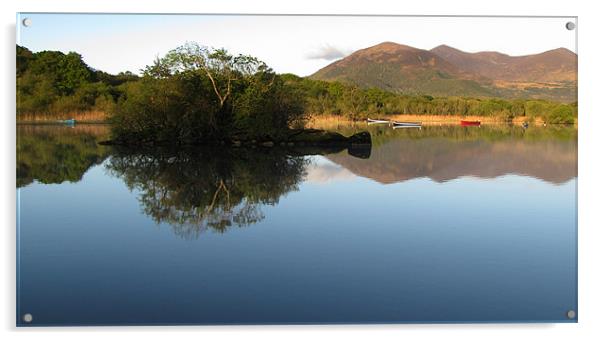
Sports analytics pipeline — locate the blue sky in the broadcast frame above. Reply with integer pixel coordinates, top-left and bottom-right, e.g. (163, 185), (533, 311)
(17, 13), (577, 76)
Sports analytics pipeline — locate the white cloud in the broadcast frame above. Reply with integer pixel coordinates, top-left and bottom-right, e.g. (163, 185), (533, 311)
(304, 162), (356, 184)
(306, 44), (350, 61)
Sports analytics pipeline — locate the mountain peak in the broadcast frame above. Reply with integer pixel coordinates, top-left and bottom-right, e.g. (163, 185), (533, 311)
(333, 41), (459, 72)
(373, 41), (402, 48)
(540, 47), (576, 57)
(310, 42), (576, 101)
(431, 44), (458, 52)
(359, 41), (418, 53)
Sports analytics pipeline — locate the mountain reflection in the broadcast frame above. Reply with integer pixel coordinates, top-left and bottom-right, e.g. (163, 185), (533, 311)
(17, 124), (577, 192)
(106, 147), (312, 239)
(17, 123), (577, 240)
(325, 125), (577, 184)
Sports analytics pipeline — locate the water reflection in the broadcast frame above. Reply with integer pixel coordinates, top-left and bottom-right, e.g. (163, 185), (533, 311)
(17, 124), (577, 238)
(106, 143), (375, 239)
(17, 124), (110, 187)
(106, 148), (307, 239)
(17, 124), (577, 324)
(17, 124), (577, 189)
(325, 125), (577, 184)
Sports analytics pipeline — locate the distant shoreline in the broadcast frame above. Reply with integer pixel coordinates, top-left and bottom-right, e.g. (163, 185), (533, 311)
(308, 114), (578, 128)
(17, 120), (109, 125)
(16, 110), (108, 124)
(17, 112), (578, 128)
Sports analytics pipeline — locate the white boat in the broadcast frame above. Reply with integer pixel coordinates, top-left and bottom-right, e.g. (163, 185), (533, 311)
(367, 118), (390, 124)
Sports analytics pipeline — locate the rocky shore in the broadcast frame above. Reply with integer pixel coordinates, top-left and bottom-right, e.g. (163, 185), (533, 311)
(99, 129), (372, 148)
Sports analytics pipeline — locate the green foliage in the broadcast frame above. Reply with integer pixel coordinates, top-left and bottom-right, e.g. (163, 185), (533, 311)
(284, 76), (577, 123)
(110, 73), (220, 143)
(111, 43), (307, 142)
(311, 61), (500, 98)
(17, 74), (59, 114)
(51, 82), (115, 113)
(93, 70), (139, 86)
(547, 104), (575, 124)
(232, 75), (305, 136)
(25, 50), (92, 95)
(16, 45), (138, 117)
(16, 45), (33, 77)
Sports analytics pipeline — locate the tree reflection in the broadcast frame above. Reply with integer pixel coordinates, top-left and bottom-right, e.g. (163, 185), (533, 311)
(17, 125), (111, 187)
(107, 147), (309, 239)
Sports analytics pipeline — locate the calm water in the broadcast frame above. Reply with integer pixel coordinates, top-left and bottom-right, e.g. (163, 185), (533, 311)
(16, 123), (577, 325)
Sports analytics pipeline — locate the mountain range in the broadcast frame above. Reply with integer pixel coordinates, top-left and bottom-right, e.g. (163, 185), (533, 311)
(310, 42), (577, 102)
(325, 137), (576, 185)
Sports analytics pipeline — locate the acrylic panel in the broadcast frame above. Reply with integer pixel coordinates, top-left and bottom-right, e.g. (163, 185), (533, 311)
(16, 13), (577, 326)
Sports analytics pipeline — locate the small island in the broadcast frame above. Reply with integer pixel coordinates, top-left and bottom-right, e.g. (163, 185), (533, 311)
(90, 42), (370, 147)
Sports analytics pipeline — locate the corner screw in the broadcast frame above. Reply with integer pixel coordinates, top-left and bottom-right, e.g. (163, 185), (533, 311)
(566, 22), (576, 30)
(22, 313), (33, 323)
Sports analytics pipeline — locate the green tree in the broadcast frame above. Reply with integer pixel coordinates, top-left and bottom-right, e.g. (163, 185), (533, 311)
(112, 43), (307, 142)
(16, 45), (134, 117)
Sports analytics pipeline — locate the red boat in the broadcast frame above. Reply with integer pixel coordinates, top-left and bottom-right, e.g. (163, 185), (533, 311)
(460, 120), (481, 126)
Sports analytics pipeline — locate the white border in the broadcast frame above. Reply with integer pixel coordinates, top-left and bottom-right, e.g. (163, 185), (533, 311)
(2, 1), (601, 339)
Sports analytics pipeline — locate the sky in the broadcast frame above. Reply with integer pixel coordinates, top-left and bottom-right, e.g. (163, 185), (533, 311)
(17, 14), (577, 76)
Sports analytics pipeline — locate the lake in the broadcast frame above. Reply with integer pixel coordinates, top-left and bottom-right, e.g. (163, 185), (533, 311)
(16, 123), (577, 325)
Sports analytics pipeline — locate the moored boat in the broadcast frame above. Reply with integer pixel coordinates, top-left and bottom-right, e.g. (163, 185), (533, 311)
(367, 118), (390, 124)
(58, 118), (76, 125)
(460, 120), (480, 126)
(392, 121), (422, 127)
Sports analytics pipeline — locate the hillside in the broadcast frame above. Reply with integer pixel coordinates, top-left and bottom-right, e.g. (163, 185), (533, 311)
(430, 45), (577, 83)
(310, 42), (577, 102)
(310, 42), (496, 98)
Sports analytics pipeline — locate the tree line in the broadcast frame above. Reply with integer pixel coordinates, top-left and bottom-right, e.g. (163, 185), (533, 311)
(17, 44), (577, 131)
(282, 74), (577, 124)
(17, 45), (137, 117)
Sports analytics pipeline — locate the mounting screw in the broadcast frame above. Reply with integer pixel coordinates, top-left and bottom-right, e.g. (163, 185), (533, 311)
(22, 313), (33, 323)
(22, 18), (32, 27)
(567, 310), (576, 319)
(566, 22), (576, 30)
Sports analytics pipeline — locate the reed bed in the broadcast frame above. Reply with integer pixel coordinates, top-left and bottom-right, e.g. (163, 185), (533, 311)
(306, 114), (561, 129)
(17, 110), (108, 123)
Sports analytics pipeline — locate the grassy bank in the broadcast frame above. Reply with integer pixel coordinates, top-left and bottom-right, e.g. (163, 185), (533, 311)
(17, 110), (108, 123)
(307, 114), (577, 130)
(16, 111), (577, 130)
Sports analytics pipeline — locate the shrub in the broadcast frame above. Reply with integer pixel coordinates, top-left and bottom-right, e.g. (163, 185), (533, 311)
(111, 43), (307, 142)
(547, 105), (575, 124)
